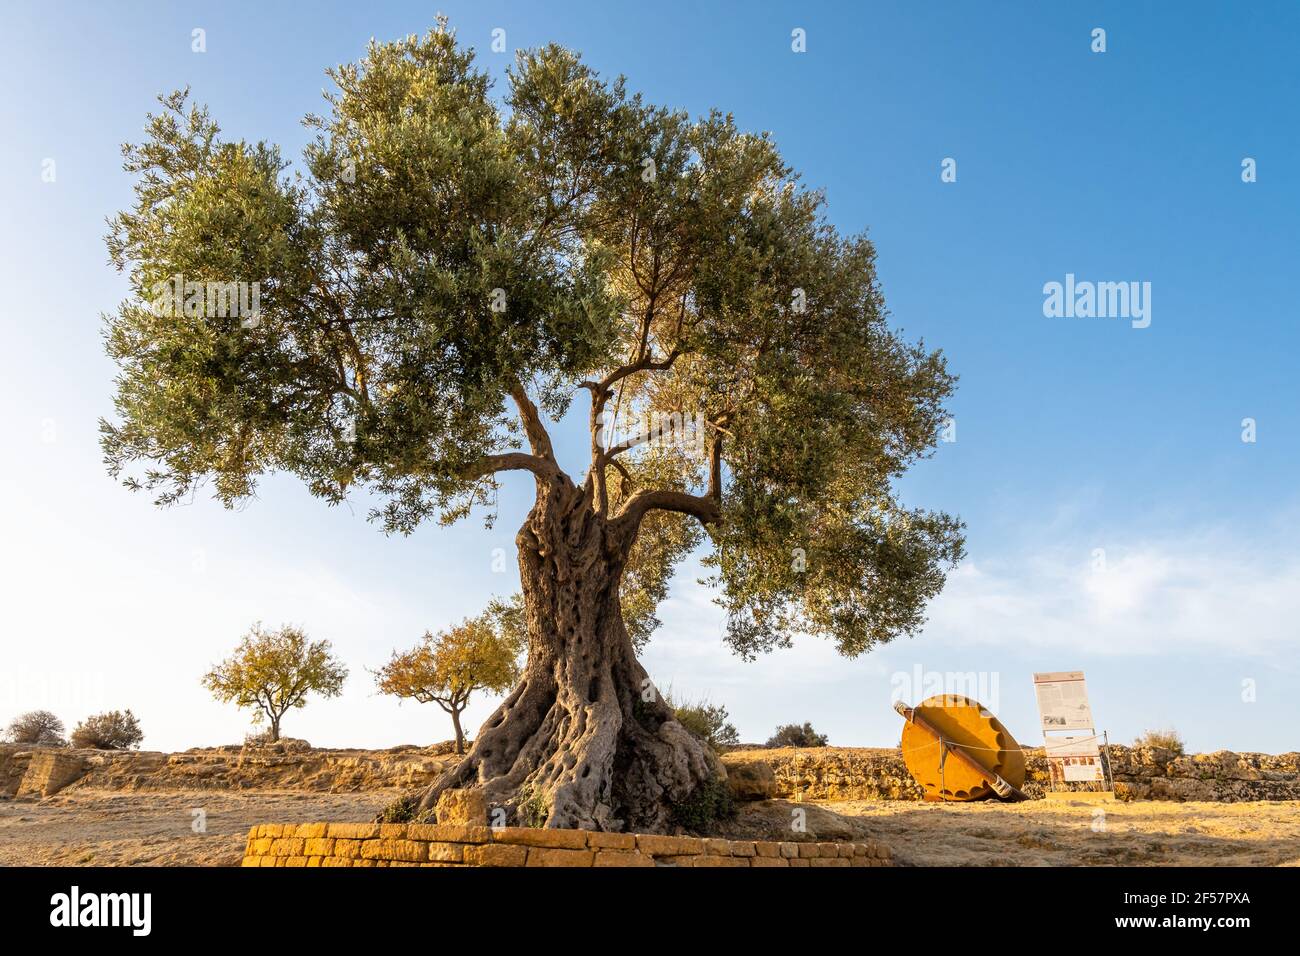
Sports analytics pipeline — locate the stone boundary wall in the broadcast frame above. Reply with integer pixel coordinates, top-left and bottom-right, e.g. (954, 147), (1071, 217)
(723, 745), (1300, 803)
(241, 822), (893, 868)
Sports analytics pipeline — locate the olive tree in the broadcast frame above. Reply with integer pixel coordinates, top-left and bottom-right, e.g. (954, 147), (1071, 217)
(103, 23), (963, 831)
(201, 625), (347, 742)
(376, 601), (524, 754)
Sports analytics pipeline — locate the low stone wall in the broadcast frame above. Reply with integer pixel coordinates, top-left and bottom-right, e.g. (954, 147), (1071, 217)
(241, 822), (893, 868)
(723, 746), (1300, 803)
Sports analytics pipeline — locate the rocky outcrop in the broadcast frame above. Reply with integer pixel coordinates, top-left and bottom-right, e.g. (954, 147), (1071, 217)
(727, 747), (921, 801)
(0, 746), (31, 796)
(16, 750), (88, 797)
(719, 755), (778, 801)
(1106, 747), (1300, 802)
(722, 746), (1300, 803)
(6, 740), (1295, 804)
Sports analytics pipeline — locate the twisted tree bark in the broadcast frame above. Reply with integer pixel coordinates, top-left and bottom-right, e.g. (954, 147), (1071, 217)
(416, 472), (722, 832)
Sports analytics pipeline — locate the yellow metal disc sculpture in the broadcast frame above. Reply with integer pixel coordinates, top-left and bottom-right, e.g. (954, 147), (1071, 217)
(897, 695), (1026, 801)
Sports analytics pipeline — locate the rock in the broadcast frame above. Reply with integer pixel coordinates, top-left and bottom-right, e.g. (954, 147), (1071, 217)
(242, 736), (312, 754)
(436, 787), (489, 826)
(17, 750), (87, 797)
(720, 799), (874, 842)
(0, 745), (34, 796)
(720, 756), (777, 800)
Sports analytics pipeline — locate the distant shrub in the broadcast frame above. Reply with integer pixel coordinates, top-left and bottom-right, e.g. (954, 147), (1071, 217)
(70, 710), (144, 750)
(765, 722), (829, 748)
(666, 694), (739, 751)
(4, 710), (66, 746)
(1134, 728), (1185, 755)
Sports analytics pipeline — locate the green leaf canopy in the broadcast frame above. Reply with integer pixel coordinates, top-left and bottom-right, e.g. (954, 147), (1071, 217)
(103, 23), (965, 662)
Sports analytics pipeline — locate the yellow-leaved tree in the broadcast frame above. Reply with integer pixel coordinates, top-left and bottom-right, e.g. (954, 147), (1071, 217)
(375, 601), (523, 754)
(202, 624), (348, 743)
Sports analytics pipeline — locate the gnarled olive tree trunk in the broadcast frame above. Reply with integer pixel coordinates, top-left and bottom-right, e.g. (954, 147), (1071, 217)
(416, 474), (721, 833)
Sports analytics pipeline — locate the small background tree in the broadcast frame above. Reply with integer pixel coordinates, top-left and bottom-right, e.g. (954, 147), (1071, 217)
(70, 710), (144, 750)
(375, 600), (523, 754)
(4, 710), (66, 746)
(202, 624), (348, 743)
(766, 722), (829, 748)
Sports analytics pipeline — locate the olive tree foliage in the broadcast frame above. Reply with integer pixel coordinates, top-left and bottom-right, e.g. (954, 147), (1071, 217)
(102, 21), (962, 667)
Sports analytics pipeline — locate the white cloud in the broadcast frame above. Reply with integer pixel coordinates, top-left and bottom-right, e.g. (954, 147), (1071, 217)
(924, 523), (1300, 656)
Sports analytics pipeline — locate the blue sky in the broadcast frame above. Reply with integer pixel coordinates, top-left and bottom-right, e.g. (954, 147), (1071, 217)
(2, 1), (1297, 753)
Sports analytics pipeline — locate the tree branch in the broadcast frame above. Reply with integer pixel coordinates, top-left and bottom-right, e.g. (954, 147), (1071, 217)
(582, 349), (683, 515)
(707, 415), (730, 505)
(608, 457), (634, 493)
(599, 348), (680, 393)
(460, 453), (559, 482)
(613, 488), (722, 534)
(708, 437), (723, 503)
(510, 382), (556, 462)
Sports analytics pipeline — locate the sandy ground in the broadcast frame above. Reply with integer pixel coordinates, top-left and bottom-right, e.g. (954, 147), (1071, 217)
(832, 797), (1300, 867)
(2, 790), (1297, 866)
(0, 790), (391, 866)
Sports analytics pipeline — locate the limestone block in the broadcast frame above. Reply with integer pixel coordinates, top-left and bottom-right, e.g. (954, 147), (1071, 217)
(635, 834), (706, 857)
(593, 850), (655, 867)
(435, 788), (489, 826)
(17, 751), (87, 797)
(586, 832), (637, 850)
(463, 843), (528, 867)
(525, 847), (595, 867)
(493, 827), (588, 849)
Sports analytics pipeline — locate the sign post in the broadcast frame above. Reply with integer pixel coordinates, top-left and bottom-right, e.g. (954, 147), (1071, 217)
(1032, 671), (1114, 801)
